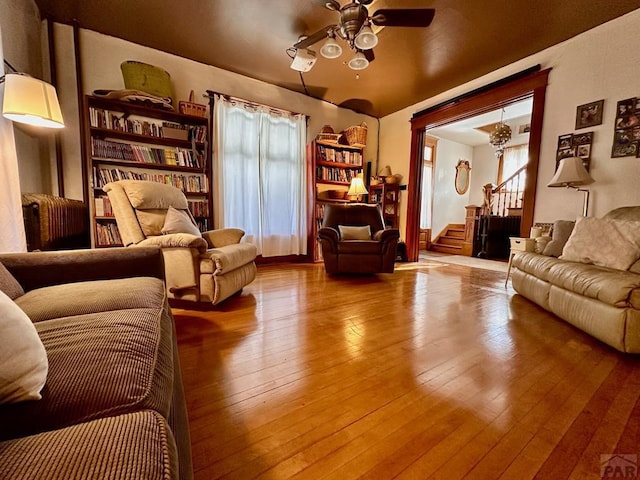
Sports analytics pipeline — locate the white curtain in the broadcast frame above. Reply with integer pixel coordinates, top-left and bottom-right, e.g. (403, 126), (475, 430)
(214, 95), (307, 257)
(502, 144), (529, 190)
(0, 27), (27, 253)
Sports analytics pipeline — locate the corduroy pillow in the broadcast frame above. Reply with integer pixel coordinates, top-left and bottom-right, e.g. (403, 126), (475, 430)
(0, 262), (24, 300)
(0, 290), (48, 404)
(161, 206), (202, 237)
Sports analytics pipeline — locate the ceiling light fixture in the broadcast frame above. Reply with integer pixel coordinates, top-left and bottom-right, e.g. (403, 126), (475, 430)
(354, 22), (378, 50)
(489, 109), (512, 157)
(348, 52), (369, 71)
(320, 34), (343, 59)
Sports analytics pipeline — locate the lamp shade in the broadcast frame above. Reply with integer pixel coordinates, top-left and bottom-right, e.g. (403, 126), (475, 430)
(547, 157), (594, 187)
(348, 52), (369, 71)
(347, 176), (368, 196)
(379, 165), (393, 177)
(2, 74), (64, 129)
(354, 24), (378, 50)
(320, 36), (342, 59)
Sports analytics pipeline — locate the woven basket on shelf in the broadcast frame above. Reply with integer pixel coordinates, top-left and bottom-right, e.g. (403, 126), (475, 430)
(179, 90), (207, 118)
(343, 122), (368, 147)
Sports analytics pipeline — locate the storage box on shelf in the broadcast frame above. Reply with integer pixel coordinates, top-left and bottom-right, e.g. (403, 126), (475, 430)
(308, 140), (364, 261)
(84, 95), (212, 247)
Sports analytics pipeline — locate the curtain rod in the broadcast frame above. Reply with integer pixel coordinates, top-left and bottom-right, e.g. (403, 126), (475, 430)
(205, 90), (305, 118)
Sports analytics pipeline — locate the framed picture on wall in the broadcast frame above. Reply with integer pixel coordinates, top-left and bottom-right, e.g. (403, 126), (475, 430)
(612, 97), (640, 158)
(575, 99), (604, 130)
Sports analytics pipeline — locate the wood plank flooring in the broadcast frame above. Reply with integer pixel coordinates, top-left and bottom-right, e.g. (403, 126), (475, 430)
(173, 260), (640, 479)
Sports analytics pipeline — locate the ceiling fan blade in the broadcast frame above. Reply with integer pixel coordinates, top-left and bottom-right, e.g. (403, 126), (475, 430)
(355, 0), (375, 5)
(293, 26), (335, 49)
(363, 49), (375, 63)
(314, 0), (341, 11)
(371, 8), (436, 27)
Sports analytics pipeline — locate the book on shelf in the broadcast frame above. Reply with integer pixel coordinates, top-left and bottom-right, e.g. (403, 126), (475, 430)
(93, 166), (209, 193)
(316, 166), (359, 183)
(91, 138), (203, 168)
(316, 144), (362, 165)
(93, 196), (114, 217)
(95, 223), (122, 246)
(89, 107), (207, 143)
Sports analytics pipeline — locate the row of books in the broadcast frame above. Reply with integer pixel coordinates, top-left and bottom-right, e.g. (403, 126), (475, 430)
(316, 145), (363, 165)
(195, 218), (209, 232)
(94, 196), (114, 217)
(95, 223), (122, 246)
(89, 107), (206, 142)
(188, 200), (209, 217)
(92, 166), (209, 193)
(91, 138), (203, 168)
(316, 166), (360, 183)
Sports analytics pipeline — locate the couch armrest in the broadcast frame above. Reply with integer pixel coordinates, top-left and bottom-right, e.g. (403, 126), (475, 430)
(202, 228), (245, 248)
(0, 247), (165, 292)
(318, 227), (339, 253)
(373, 228), (400, 243)
(138, 233), (208, 253)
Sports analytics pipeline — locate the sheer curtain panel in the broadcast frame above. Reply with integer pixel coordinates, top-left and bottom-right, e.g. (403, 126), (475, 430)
(214, 95), (307, 257)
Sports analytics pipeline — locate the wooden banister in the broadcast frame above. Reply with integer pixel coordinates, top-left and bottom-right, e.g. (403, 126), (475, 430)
(488, 165), (528, 217)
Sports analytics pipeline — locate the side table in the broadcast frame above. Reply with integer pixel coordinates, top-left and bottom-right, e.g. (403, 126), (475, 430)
(505, 237), (536, 287)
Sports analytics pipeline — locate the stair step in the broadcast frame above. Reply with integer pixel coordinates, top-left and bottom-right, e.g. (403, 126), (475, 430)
(430, 243), (463, 255)
(439, 235), (465, 246)
(446, 229), (465, 238)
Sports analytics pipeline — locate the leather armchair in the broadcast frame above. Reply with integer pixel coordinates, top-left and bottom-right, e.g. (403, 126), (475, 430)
(318, 203), (399, 274)
(103, 180), (257, 305)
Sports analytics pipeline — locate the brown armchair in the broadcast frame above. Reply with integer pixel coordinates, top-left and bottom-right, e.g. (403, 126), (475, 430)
(318, 203), (399, 274)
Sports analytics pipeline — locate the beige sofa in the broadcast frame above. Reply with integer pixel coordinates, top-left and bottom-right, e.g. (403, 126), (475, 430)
(104, 180), (257, 305)
(0, 247), (192, 479)
(512, 206), (640, 353)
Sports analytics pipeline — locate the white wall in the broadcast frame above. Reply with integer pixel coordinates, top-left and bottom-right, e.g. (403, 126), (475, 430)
(469, 144), (498, 206)
(380, 8), (640, 240)
(430, 138), (472, 238)
(52, 25), (377, 201)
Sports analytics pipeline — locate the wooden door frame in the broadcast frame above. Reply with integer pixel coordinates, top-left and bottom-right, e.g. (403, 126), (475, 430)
(419, 136), (438, 249)
(405, 68), (551, 262)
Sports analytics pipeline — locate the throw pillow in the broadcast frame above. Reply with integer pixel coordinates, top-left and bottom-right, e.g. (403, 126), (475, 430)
(560, 216), (640, 270)
(0, 262), (24, 300)
(0, 290), (48, 404)
(542, 220), (575, 257)
(161, 206), (202, 237)
(338, 225), (371, 240)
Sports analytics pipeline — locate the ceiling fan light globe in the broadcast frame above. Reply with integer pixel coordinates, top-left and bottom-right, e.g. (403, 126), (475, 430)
(354, 25), (378, 50)
(320, 37), (343, 59)
(348, 52), (369, 70)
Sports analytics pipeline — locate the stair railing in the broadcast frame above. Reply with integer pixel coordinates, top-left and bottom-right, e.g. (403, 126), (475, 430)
(490, 165), (527, 216)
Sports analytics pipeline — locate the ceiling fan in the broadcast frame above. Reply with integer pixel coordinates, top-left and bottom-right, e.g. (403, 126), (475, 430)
(291, 0), (435, 71)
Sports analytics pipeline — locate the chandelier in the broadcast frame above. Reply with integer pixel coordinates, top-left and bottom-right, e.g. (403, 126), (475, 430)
(489, 109), (512, 157)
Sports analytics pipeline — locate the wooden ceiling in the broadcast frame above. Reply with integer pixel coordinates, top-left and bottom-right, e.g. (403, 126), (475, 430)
(34, 0), (640, 118)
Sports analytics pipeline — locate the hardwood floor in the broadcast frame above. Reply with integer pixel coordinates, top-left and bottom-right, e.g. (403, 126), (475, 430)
(173, 260), (640, 479)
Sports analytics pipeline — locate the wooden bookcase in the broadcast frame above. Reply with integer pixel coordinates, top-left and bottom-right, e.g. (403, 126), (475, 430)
(308, 140), (364, 261)
(83, 95), (211, 247)
(369, 183), (400, 228)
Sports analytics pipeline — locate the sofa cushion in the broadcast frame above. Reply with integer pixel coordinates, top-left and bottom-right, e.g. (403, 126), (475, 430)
(546, 260), (640, 309)
(162, 206), (201, 237)
(0, 306), (174, 441)
(119, 180), (188, 210)
(338, 240), (382, 254)
(542, 220), (575, 257)
(15, 277), (166, 323)
(200, 243), (258, 275)
(512, 251), (560, 283)
(0, 411), (178, 480)
(560, 216), (640, 270)
(203, 228), (244, 248)
(136, 208), (170, 237)
(0, 291), (48, 405)
(0, 262), (24, 300)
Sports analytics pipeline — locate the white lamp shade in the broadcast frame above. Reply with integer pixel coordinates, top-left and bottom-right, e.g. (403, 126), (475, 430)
(547, 157), (594, 187)
(347, 176), (368, 196)
(2, 74), (64, 129)
(348, 52), (369, 71)
(320, 37), (343, 59)
(379, 165), (393, 177)
(354, 24), (378, 50)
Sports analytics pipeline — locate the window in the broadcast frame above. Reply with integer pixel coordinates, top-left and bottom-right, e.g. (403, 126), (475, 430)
(420, 137), (437, 229)
(499, 144), (528, 189)
(213, 96), (307, 257)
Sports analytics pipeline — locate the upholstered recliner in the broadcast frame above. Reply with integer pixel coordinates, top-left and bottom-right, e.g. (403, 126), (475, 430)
(104, 180), (257, 305)
(318, 203), (400, 274)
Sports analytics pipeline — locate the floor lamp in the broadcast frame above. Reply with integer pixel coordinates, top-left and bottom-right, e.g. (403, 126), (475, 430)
(547, 157), (594, 216)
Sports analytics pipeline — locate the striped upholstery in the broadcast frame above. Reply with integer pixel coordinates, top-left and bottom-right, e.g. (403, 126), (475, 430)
(0, 306), (174, 441)
(16, 277), (166, 323)
(0, 410), (178, 480)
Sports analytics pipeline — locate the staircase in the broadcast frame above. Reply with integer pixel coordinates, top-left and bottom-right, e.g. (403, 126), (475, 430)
(430, 223), (465, 255)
